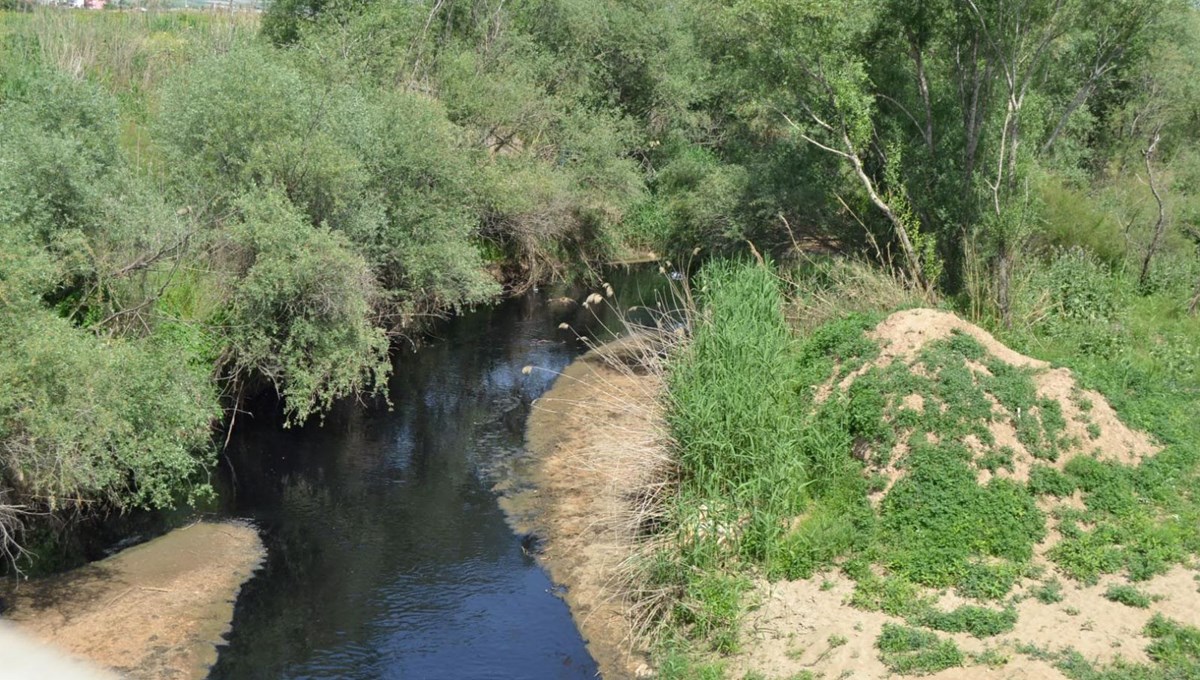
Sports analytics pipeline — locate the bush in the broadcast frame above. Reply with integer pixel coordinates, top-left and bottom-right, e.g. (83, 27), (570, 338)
(0, 304), (217, 513)
(339, 90), (498, 314)
(156, 45), (364, 229)
(1104, 584), (1154, 608)
(0, 69), (120, 248)
(914, 604), (1018, 638)
(223, 190), (391, 425)
(1029, 465), (1076, 497)
(876, 624), (965, 674)
(654, 146), (749, 251)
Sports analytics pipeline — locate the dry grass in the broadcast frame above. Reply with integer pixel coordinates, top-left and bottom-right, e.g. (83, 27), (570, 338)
(513, 276), (695, 675)
(783, 256), (925, 333)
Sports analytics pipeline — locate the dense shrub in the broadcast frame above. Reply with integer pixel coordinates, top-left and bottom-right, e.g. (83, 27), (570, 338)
(0, 304), (217, 512)
(224, 190), (391, 425)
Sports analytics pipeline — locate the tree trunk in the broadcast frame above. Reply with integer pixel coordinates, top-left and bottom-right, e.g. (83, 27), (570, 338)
(1138, 128), (1167, 288)
(844, 137), (928, 294)
(995, 241), (1011, 328)
(1041, 81), (1096, 155)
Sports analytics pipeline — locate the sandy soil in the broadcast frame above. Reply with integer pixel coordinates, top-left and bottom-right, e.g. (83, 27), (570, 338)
(2, 521), (264, 679)
(501, 337), (670, 680)
(729, 562), (1200, 680)
(511, 309), (1196, 680)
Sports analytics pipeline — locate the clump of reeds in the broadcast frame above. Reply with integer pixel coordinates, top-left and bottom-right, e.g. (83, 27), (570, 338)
(521, 259), (868, 657)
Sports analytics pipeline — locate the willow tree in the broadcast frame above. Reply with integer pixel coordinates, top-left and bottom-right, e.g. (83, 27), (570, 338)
(713, 0), (941, 293)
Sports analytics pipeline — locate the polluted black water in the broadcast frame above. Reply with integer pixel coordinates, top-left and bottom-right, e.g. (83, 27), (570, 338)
(208, 269), (666, 680)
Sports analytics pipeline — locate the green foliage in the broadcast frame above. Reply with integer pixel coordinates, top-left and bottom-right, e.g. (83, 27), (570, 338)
(656, 261), (879, 647)
(156, 46), (360, 226)
(339, 90), (499, 313)
(224, 190), (391, 425)
(913, 605), (1018, 639)
(1035, 177), (1126, 265)
(881, 442), (1045, 587)
(667, 260), (802, 504)
(957, 562), (1022, 601)
(1029, 466), (1076, 497)
(1031, 579), (1066, 604)
(654, 146), (749, 251)
(674, 572), (749, 654)
(653, 648), (727, 680)
(849, 571), (929, 618)
(1104, 584), (1154, 608)
(1145, 614), (1200, 676)
(0, 305), (217, 512)
(876, 624), (965, 675)
(1048, 525), (1129, 585)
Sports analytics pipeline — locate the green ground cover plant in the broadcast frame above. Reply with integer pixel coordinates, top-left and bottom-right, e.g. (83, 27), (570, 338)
(1104, 584), (1155, 609)
(876, 624), (965, 675)
(650, 248), (1200, 677)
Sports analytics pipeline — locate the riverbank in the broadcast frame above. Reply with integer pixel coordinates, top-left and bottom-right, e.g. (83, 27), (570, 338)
(515, 259), (1200, 679)
(503, 336), (670, 679)
(2, 521), (263, 679)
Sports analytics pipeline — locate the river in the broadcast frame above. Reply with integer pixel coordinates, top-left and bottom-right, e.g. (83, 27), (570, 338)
(206, 269), (664, 679)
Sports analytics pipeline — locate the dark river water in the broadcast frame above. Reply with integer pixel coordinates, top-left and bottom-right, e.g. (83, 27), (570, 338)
(207, 269), (663, 680)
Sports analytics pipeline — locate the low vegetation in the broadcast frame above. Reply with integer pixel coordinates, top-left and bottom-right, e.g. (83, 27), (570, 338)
(1, 2), (1199, 677)
(638, 250), (1200, 677)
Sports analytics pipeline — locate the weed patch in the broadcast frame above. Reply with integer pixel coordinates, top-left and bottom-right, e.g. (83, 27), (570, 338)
(876, 624), (965, 674)
(1030, 578), (1066, 604)
(1103, 584), (1154, 608)
(913, 604), (1018, 638)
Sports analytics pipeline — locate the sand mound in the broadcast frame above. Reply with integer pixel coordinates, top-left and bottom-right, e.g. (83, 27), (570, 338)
(835, 309), (1157, 494)
(515, 311), (1190, 680)
(725, 309), (1186, 680)
(869, 308), (1049, 370)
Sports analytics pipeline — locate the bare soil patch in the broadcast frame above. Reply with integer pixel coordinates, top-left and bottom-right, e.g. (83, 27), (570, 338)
(729, 562), (1200, 680)
(2, 521), (263, 679)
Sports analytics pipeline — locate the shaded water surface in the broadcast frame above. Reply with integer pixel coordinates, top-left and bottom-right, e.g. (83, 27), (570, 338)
(209, 271), (664, 679)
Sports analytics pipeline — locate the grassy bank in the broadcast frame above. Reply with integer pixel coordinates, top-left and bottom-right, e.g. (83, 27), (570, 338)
(644, 257), (1200, 679)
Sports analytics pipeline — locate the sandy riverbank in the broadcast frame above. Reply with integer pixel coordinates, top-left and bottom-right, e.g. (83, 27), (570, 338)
(501, 337), (668, 679)
(2, 521), (264, 679)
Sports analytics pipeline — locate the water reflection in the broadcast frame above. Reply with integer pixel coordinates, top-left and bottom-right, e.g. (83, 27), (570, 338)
(210, 269), (664, 679)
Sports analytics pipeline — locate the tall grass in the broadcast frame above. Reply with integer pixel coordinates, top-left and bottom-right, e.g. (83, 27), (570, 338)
(2, 10), (253, 98)
(667, 261), (806, 512)
(639, 260), (881, 652)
